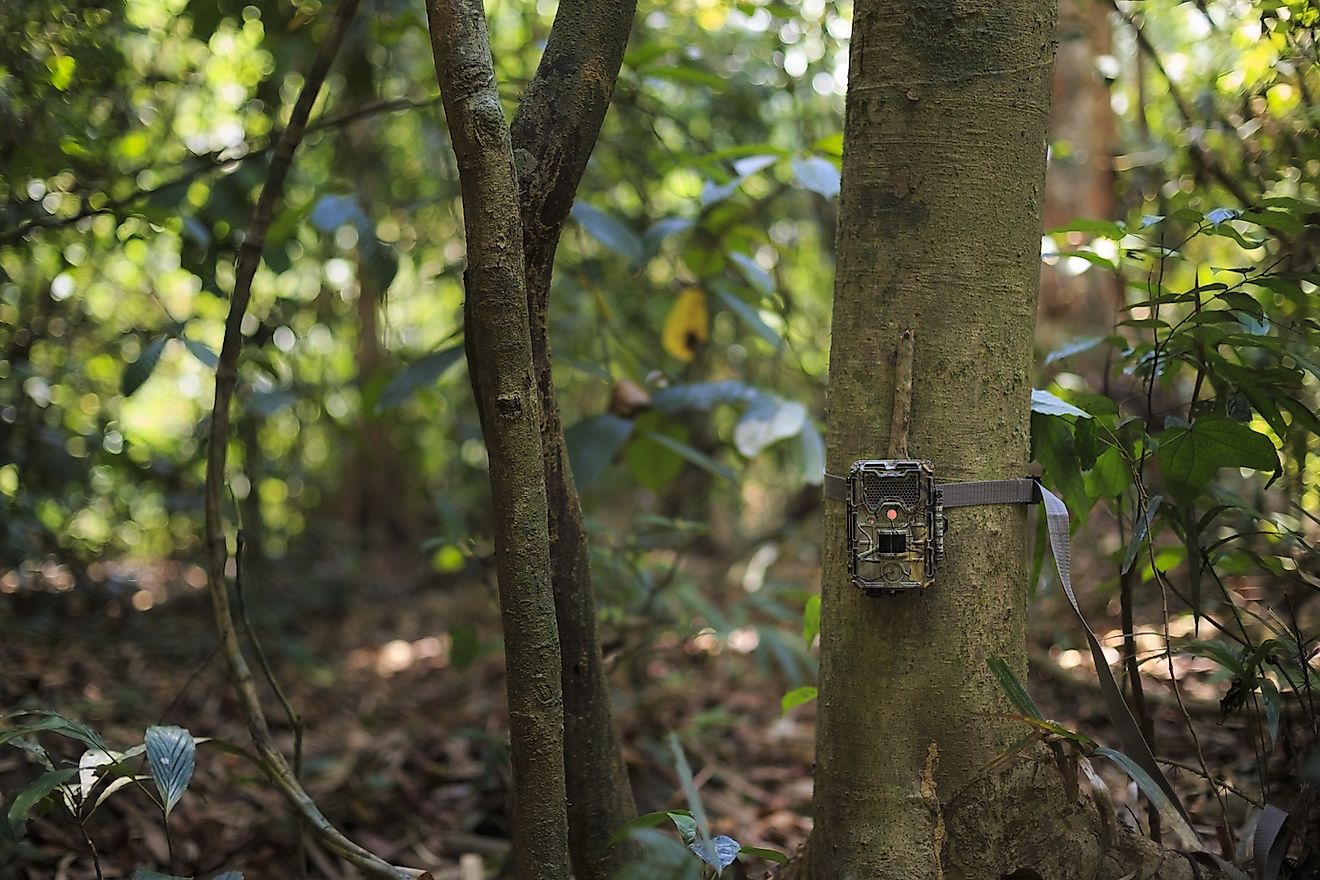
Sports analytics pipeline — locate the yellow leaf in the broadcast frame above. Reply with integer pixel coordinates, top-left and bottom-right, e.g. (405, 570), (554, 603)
(662, 289), (708, 362)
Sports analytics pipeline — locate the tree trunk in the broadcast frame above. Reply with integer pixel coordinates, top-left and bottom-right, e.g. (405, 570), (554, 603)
(803, 3), (1200, 877)
(426, 2), (571, 877)
(510, 5), (640, 876)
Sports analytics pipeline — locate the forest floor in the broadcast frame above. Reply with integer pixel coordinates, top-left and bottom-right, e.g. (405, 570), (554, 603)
(0, 516), (1297, 880)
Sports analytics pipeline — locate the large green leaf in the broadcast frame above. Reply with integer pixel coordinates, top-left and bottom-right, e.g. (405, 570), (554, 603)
(1031, 389), (1092, 419)
(1157, 415), (1280, 500)
(1, 711), (107, 752)
(144, 725), (195, 816)
(571, 203), (642, 264)
(565, 414), (635, 490)
(712, 284), (782, 350)
(790, 155), (840, 198)
(780, 686), (817, 712)
(376, 343), (466, 413)
(7, 768), (77, 837)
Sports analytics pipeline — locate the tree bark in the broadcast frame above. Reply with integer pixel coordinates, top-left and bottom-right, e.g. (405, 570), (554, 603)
(426, 3), (571, 878)
(799, 3), (1230, 877)
(510, 3), (640, 877)
(800, 2), (1202, 877)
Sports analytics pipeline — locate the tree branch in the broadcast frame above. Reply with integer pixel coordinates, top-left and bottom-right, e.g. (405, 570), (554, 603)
(425, 1), (571, 878)
(202, 2), (411, 877)
(0, 94), (442, 245)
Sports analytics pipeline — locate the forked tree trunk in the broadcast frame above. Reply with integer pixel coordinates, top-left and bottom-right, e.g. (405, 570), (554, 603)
(803, 3), (1195, 878)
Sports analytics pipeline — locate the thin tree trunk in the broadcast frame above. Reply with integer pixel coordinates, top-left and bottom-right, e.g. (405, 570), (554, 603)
(804, 3), (1199, 877)
(425, 2), (570, 878)
(510, 3), (640, 877)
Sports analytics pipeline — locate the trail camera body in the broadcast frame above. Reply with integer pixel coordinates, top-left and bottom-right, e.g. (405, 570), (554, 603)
(845, 460), (944, 593)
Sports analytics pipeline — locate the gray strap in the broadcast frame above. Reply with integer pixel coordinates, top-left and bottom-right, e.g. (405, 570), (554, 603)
(1036, 484), (1194, 829)
(821, 474), (1037, 506)
(939, 478), (1037, 507)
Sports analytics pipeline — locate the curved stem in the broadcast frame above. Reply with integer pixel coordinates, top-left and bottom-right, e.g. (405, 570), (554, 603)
(201, 2), (409, 877)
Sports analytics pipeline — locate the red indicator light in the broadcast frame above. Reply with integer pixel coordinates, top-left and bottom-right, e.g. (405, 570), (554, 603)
(886, 509), (898, 520)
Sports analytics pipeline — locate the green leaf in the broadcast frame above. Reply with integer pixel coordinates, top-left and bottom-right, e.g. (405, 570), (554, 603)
(668, 811), (698, 847)
(609, 810), (689, 845)
(802, 594), (820, 647)
(566, 414), (635, 490)
(212, 873), (244, 880)
(310, 194), (366, 232)
(727, 252), (774, 298)
(1261, 678), (1281, 747)
(1, 711), (107, 752)
(692, 835), (740, 871)
(790, 156), (840, 198)
(1031, 389), (1092, 419)
(712, 285), (782, 350)
(376, 343), (466, 413)
(1094, 747), (1200, 849)
(7, 767), (77, 837)
(1120, 495), (1163, 575)
(987, 657), (1043, 720)
(1044, 336), (1105, 366)
(731, 154), (779, 177)
(625, 414), (687, 490)
(796, 421), (825, 486)
(144, 725), (195, 816)
(182, 339), (218, 369)
(738, 845), (789, 865)
(130, 871), (189, 880)
(1156, 416), (1280, 500)
(571, 203), (643, 264)
(781, 686), (817, 713)
(733, 395), (805, 457)
(449, 623), (481, 672)
(122, 337), (167, 397)
(640, 430), (736, 483)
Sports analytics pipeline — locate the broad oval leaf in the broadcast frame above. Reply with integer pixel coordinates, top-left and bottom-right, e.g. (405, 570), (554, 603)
(377, 343), (466, 413)
(712, 286), (783, 351)
(791, 155), (841, 199)
(571, 203), (643, 264)
(691, 834), (740, 871)
(1031, 389), (1092, 419)
(565, 414), (635, 490)
(733, 396), (805, 457)
(781, 685), (817, 713)
(1157, 415), (1280, 500)
(802, 594), (821, 647)
(310, 194), (366, 233)
(144, 724), (195, 816)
